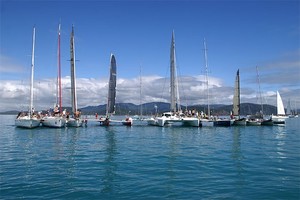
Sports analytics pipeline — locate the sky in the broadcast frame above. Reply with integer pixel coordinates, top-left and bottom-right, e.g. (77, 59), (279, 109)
(0, 0), (300, 112)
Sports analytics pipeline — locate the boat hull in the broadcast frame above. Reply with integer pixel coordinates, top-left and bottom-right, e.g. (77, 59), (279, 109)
(67, 118), (83, 127)
(41, 116), (66, 128)
(15, 116), (40, 128)
(214, 120), (232, 127)
(272, 115), (288, 124)
(122, 117), (133, 126)
(247, 120), (261, 126)
(200, 119), (214, 127)
(261, 119), (273, 126)
(233, 118), (247, 126)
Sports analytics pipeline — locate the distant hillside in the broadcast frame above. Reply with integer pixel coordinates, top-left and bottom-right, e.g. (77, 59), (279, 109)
(79, 102), (278, 116)
(0, 102), (287, 116)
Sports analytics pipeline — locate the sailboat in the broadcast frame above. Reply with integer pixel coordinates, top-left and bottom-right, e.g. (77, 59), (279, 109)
(66, 25), (83, 127)
(199, 39), (216, 127)
(15, 27), (41, 128)
(41, 24), (66, 128)
(99, 54), (133, 126)
(232, 69), (247, 126)
(147, 31), (199, 127)
(271, 91), (288, 124)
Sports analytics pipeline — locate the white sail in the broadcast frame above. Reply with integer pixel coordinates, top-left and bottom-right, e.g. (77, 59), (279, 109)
(277, 91), (285, 115)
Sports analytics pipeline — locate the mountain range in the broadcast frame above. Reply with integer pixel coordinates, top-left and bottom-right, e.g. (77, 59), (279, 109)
(1, 102), (282, 116)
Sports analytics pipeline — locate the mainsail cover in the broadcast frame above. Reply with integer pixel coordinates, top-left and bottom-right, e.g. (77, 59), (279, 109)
(170, 31), (180, 112)
(106, 54), (117, 115)
(233, 69), (240, 116)
(70, 25), (77, 114)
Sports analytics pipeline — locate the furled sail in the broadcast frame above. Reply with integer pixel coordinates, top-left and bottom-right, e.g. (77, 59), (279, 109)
(233, 69), (240, 116)
(70, 25), (78, 115)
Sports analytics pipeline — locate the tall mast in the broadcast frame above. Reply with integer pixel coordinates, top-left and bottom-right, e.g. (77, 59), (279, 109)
(170, 31), (180, 112)
(139, 66), (143, 117)
(256, 66), (263, 115)
(203, 39), (210, 118)
(57, 23), (62, 113)
(29, 26), (36, 116)
(70, 25), (77, 114)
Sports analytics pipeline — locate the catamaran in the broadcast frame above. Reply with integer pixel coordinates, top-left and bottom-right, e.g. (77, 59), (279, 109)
(41, 24), (66, 128)
(66, 25), (83, 127)
(271, 91), (288, 124)
(147, 31), (199, 127)
(15, 27), (41, 128)
(99, 54), (133, 126)
(232, 69), (247, 126)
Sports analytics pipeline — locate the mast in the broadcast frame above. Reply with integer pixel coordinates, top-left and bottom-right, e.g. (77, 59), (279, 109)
(57, 23), (62, 113)
(106, 54), (117, 116)
(233, 69), (240, 117)
(139, 66), (143, 117)
(256, 66), (264, 115)
(70, 25), (77, 114)
(29, 27), (36, 116)
(203, 39), (210, 118)
(170, 31), (180, 112)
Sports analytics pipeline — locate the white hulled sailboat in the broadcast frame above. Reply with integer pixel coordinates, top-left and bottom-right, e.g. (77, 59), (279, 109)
(66, 25), (83, 127)
(147, 31), (199, 127)
(232, 69), (246, 125)
(15, 27), (41, 128)
(199, 39), (215, 127)
(41, 24), (66, 128)
(272, 91), (288, 124)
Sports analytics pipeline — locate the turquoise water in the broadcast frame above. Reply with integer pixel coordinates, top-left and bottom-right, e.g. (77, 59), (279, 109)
(1, 115), (299, 199)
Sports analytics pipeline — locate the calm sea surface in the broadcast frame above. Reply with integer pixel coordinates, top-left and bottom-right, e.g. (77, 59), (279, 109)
(1, 115), (299, 199)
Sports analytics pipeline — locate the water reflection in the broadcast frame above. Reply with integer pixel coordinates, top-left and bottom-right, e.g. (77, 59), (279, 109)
(101, 127), (118, 194)
(231, 127), (245, 186)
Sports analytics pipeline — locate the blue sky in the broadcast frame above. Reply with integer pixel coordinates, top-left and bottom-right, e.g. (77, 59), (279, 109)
(1, 0), (299, 112)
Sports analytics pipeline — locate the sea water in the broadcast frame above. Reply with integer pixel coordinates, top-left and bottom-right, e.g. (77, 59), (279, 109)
(0, 115), (299, 199)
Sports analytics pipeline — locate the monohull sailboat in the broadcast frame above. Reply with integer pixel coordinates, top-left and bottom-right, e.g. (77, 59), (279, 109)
(99, 54), (133, 126)
(147, 31), (199, 127)
(232, 69), (247, 126)
(271, 91), (288, 124)
(66, 25), (84, 127)
(41, 24), (66, 128)
(15, 27), (41, 128)
(247, 66), (273, 126)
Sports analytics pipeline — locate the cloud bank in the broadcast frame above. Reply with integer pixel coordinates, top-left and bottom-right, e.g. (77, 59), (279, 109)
(1, 73), (299, 112)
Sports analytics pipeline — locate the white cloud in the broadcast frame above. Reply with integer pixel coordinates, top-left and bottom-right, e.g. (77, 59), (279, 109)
(1, 73), (299, 112)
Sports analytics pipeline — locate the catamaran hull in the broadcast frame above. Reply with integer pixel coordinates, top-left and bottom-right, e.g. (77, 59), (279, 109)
(15, 117), (40, 128)
(41, 116), (66, 128)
